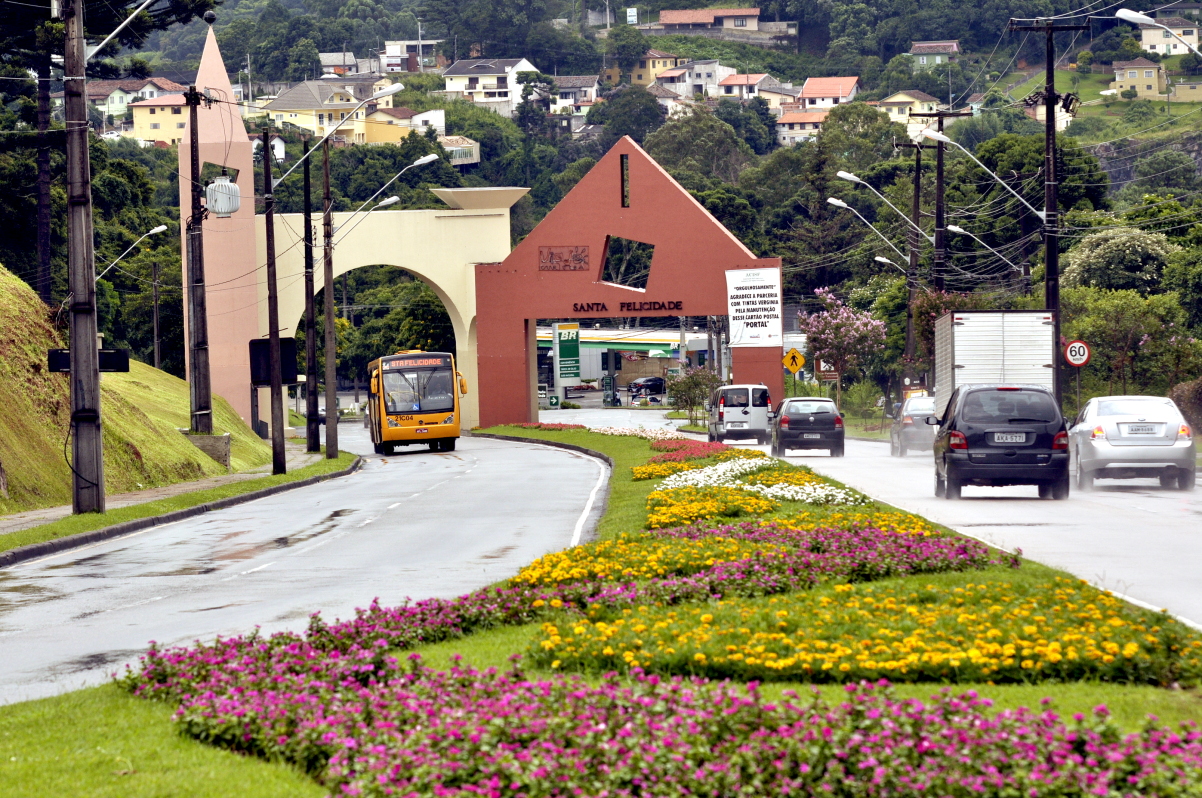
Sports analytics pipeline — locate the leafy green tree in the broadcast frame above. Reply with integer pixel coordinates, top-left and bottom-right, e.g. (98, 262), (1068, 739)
(667, 367), (723, 424)
(714, 98), (776, 155)
(588, 86), (665, 143)
(1164, 248), (1202, 329)
(1062, 228), (1179, 293)
(552, 157), (597, 196)
(975, 133), (1110, 212)
(815, 102), (906, 174)
(644, 104), (753, 183)
(605, 24), (647, 83)
(285, 37), (321, 81)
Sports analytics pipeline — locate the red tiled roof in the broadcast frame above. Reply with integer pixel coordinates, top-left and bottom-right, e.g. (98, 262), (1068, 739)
(718, 73), (768, 86)
(800, 76), (859, 98)
(777, 111), (829, 125)
(659, 7), (759, 25)
(658, 68), (687, 78)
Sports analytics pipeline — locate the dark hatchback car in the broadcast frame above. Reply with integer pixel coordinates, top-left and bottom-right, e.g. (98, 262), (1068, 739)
(770, 397), (845, 457)
(931, 384), (1069, 500)
(628, 376), (666, 396)
(889, 395), (938, 456)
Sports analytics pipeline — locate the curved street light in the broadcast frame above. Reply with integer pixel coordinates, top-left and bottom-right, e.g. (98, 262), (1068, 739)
(333, 195), (401, 246)
(920, 129), (1046, 220)
(837, 170), (934, 242)
(946, 224), (1022, 273)
(1117, 9), (1202, 56)
(827, 197), (907, 260)
(344, 152), (441, 222)
(873, 255), (909, 276)
(96, 224), (169, 280)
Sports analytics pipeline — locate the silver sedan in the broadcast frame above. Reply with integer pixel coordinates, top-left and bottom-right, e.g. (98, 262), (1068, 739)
(1069, 395), (1196, 491)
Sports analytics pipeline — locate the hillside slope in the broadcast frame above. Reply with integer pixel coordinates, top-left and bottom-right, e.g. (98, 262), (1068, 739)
(0, 266), (270, 515)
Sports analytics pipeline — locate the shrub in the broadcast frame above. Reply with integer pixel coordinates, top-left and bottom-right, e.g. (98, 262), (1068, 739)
(1170, 376), (1202, 431)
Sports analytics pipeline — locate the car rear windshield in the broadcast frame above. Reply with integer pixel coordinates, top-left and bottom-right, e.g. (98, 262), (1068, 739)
(723, 389), (749, 407)
(785, 400), (834, 414)
(1098, 398), (1175, 417)
(906, 398), (936, 414)
(959, 390), (1058, 424)
(752, 388), (770, 408)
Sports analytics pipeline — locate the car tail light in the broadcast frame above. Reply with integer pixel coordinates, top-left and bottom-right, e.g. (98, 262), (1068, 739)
(902, 415), (914, 426)
(718, 396), (724, 422)
(1053, 431), (1068, 450)
(997, 387), (1021, 391)
(949, 430), (967, 449)
(834, 415), (844, 429)
(1090, 425), (1106, 440)
(780, 414), (790, 429)
(1179, 423), (1193, 441)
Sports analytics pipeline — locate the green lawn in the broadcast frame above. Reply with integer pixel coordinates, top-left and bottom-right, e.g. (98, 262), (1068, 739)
(0, 686), (324, 798)
(0, 452), (357, 556)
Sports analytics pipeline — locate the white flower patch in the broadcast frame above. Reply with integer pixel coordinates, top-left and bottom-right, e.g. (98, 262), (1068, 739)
(659, 458), (867, 506)
(591, 426), (689, 441)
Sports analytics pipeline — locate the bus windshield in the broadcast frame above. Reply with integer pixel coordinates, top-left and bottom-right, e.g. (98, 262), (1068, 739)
(382, 367), (455, 414)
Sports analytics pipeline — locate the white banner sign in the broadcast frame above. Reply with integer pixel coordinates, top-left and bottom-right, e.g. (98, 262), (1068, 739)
(626, 7), (638, 24)
(726, 267), (783, 348)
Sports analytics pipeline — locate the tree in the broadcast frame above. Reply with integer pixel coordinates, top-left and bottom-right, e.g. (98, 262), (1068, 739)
(285, 37), (321, 81)
(796, 288), (887, 406)
(1076, 50), (1093, 73)
(975, 133), (1110, 212)
(605, 24), (646, 83)
(644, 104), (753, 183)
(589, 85), (664, 143)
(667, 367), (723, 424)
(1062, 227), (1179, 293)
(815, 102), (906, 174)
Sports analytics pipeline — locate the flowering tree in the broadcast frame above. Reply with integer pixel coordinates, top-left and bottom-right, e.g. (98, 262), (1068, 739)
(797, 288), (887, 407)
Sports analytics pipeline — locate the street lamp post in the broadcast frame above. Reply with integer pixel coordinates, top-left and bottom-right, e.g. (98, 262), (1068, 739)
(95, 225), (168, 281)
(919, 131), (1045, 220)
(946, 224), (1023, 274)
(825, 197), (907, 260)
(836, 171), (934, 243)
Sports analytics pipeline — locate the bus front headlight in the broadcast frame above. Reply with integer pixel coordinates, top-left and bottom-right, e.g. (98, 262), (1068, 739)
(443, 415), (455, 424)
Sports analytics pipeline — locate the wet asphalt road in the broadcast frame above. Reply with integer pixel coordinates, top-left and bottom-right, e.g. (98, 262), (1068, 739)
(0, 426), (605, 704)
(784, 439), (1202, 628)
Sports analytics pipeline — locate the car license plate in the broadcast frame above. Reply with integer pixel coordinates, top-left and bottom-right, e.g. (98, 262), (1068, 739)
(803, 433), (821, 439)
(727, 422), (746, 429)
(1127, 424), (1155, 434)
(993, 432), (1025, 444)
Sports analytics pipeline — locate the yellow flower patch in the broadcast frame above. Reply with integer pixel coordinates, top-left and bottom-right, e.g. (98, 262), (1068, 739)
(532, 577), (1202, 685)
(646, 486), (777, 529)
(630, 461), (701, 481)
(512, 533), (782, 586)
(711, 449), (771, 462)
(777, 511), (941, 537)
(742, 466), (826, 488)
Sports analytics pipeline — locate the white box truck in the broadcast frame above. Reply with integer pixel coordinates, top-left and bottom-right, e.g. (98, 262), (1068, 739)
(933, 310), (1056, 416)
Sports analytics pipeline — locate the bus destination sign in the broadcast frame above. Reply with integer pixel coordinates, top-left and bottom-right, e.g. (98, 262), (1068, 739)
(384, 356), (450, 370)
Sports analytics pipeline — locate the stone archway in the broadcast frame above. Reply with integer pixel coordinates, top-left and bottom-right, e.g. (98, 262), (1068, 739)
(475, 137), (784, 428)
(263, 188), (527, 430)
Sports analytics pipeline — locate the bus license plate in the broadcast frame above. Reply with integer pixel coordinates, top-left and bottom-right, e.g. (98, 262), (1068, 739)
(415, 428), (429, 434)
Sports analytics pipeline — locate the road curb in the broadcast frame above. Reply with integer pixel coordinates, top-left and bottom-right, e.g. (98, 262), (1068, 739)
(0, 456), (364, 570)
(469, 432), (612, 545)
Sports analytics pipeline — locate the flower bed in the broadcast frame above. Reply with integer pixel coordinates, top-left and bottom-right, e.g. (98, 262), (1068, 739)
(532, 576), (1202, 685)
(130, 659), (1202, 797)
(646, 439), (729, 462)
(646, 485), (778, 528)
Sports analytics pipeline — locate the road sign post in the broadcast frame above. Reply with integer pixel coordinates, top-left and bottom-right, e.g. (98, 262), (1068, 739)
(553, 322), (580, 407)
(1064, 340), (1091, 412)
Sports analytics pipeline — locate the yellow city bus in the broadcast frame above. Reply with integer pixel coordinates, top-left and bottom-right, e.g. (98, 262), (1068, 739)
(367, 351), (468, 454)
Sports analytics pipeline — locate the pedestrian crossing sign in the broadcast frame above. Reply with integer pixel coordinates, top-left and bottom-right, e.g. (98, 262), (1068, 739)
(782, 348), (805, 374)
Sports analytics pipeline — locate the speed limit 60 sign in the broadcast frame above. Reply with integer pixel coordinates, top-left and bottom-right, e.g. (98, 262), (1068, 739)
(1064, 340), (1091, 367)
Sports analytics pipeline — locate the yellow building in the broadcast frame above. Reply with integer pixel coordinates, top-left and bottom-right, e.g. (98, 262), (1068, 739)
(1136, 16), (1199, 55)
(364, 107), (446, 143)
(1110, 58), (1167, 99)
(127, 93), (188, 145)
(260, 77), (396, 142)
(602, 49), (688, 86)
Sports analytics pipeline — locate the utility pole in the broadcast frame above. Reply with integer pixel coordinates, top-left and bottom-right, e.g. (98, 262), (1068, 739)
(185, 84), (214, 434)
(63, 0), (104, 513)
(261, 127), (287, 474)
(910, 109), (972, 292)
(1008, 17), (1088, 406)
(152, 261), (161, 369)
(36, 42), (52, 305)
(303, 137), (320, 453)
(416, 18), (424, 73)
(896, 141), (936, 393)
(322, 139), (339, 459)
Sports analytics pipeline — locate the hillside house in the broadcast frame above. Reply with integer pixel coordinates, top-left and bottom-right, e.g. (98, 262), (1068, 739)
(127, 94), (187, 145)
(383, 40), (445, 72)
(52, 77), (187, 120)
(442, 58), (539, 117)
(602, 50), (688, 86)
(319, 52), (359, 75)
(552, 75), (600, 111)
(1110, 58), (1167, 98)
(654, 59), (737, 98)
(1137, 16), (1199, 54)
(799, 76), (860, 107)
(718, 73), (780, 98)
(758, 84), (802, 107)
(365, 107), (447, 142)
(908, 41), (960, 69)
(658, 7), (761, 30)
(776, 110), (828, 145)
(261, 77), (396, 141)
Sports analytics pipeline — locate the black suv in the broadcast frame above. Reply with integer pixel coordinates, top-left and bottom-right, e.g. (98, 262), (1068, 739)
(930, 384), (1069, 500)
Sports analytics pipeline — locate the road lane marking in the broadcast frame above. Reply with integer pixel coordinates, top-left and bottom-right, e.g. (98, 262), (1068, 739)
(570, 454), (608, 548)
(221, 561), (277, 581)
(388, 503), (400, 509)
